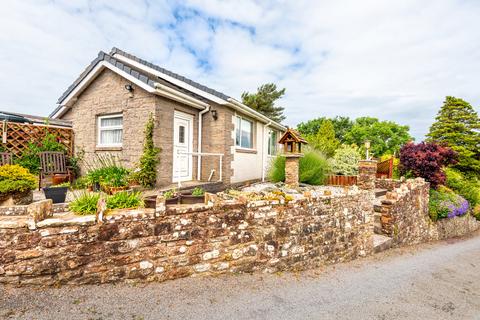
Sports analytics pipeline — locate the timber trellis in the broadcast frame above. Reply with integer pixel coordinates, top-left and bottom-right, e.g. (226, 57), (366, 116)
(0, 121), (74, 157)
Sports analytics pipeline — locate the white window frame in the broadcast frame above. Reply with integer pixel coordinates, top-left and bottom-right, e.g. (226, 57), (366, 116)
(268, 130), (277, 156)
(97, 114), (123, 147)
(235, 115), (254, 150)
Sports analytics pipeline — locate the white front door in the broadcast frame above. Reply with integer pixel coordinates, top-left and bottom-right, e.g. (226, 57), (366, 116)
(173, 111), (193, 182)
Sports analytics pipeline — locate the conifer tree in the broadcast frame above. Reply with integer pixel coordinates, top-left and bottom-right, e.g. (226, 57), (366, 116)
(241, 83), (286, 123)
(306, 120), (340, 157)
(427, 96), (480, 174)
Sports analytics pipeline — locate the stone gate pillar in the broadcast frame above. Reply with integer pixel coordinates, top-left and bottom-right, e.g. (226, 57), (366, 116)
(285, 155), (301, 187)
(358, 160), (377, 190)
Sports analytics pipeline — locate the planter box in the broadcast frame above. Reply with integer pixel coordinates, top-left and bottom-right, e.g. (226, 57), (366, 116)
(180, 194), (205, 205)
(43, 187), (68, 204)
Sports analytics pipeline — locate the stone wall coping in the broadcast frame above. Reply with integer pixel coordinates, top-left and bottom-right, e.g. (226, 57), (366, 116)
(0, 188), (371, 230)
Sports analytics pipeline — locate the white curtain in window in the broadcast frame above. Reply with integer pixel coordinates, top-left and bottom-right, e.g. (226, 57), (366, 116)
(101, 117), (123, 127)
(100, 129), (122, 145)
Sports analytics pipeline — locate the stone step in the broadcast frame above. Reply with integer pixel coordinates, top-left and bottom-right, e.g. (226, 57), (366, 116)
(375, 188), (388, 198)
(372, 234), (393, 253)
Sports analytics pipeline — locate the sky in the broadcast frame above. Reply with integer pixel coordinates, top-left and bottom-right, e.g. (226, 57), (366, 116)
(1, 0), (480, 140)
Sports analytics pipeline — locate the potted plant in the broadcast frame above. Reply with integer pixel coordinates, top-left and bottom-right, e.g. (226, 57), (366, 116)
(181, 187), (205, 205)
(43, 182), (70, 204)
(164, 189), (180, 205)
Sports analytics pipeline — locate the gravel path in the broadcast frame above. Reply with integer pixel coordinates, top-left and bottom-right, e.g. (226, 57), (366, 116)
(2, 234), (480, 320)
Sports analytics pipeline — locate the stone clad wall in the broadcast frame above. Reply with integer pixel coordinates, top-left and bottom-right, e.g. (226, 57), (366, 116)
(380, 178), (431, 246)
(0, 192), (374, 286)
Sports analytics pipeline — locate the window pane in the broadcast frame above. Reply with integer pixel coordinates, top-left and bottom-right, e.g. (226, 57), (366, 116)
(101, 116), (123, 127)
(269, 131), (277, 155)
(100, 129), (122, 145)
(235, 117), (241, 146)
(179, 126), (185, 143)
(241, 119), (252, 148)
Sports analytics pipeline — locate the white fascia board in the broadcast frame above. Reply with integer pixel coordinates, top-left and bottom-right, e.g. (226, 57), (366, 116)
(227, 98), (286, 131)
(53, 61), (208, 119)
(112, 53), (228, 105)
(54, 61), (156, 118)
(154, 83), (209, 109)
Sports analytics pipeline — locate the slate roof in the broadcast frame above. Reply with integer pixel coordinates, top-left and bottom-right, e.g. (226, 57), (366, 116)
(110, 47), (231, 101)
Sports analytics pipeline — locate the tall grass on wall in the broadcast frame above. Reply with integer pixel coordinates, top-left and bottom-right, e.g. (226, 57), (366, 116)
(269, 149), (331, 185)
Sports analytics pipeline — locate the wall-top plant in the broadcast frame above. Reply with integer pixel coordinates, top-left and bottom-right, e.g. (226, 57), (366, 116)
(132, 114), (161, 188)
(330, 144), (361, 176)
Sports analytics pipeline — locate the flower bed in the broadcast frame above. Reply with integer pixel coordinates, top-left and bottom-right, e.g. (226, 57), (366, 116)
(429, 187), (469, 221)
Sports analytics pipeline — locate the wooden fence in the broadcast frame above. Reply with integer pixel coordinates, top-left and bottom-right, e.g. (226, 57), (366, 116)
(326, 175), (358, 186)
(0, 121), (74, 157)
(376, 158), (394, 179)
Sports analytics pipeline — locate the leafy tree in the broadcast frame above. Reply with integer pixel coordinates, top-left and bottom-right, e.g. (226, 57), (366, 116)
(344, 117), (412, 157)
(427, 96), (480, 174)
(399, 142), (457, 188)
(241, 83), (286, 123)
(297, 116), (353, 142)
(306, 120), (340, 157)
(134, 114), (161, 188)
(330, 144), (361, 175)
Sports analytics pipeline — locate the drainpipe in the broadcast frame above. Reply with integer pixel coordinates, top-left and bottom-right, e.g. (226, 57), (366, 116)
(197, 106), (211, 181)
(262, 121), (272, 182)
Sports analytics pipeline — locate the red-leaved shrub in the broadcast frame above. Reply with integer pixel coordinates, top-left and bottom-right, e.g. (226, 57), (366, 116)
(399, 142), (457, 188)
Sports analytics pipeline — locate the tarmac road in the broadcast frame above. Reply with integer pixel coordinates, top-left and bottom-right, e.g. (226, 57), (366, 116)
(2, 233), (480, 320)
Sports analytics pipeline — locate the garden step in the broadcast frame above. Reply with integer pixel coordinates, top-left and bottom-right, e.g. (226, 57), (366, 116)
(372, 234), (393, 253)
(375, 188), (388, 198)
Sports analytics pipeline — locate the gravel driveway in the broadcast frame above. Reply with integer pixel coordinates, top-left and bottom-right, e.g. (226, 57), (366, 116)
(2, 233), (480, 320)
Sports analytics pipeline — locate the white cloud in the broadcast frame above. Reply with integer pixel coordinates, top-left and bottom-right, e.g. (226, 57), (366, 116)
(1, 0), (479, 139)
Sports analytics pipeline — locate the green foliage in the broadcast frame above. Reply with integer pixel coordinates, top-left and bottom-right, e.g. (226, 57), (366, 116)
(297, 116), (353, 142)
(474, 205), (480, 221)
(68, 149), (85, 178)
(71, 176), (89, 190)
(163, 189), (177, 200)
(429, 187), (469, 221)
(106, 191), (144, 210)
(84, 154), (130, 188)
(269, 150), (331, 185)
(445, 168), (480, 207)
(69, 192), (100, 215)
(305, 120), (340, 157)
(344, 117), (413, 157)
(241, 83), (286, 123)
(330, 144), (361, 175)
(133, 114), (161, 188)
(297, 116), (412, 157)
(191, 187), (205, 196)
(0, 164), (37, 194)
(427, 96), (480, 174)
(16, 133), (66, 174)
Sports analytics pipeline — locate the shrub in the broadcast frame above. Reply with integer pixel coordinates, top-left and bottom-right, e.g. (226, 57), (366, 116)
(84, 154), (130, 188)
(106, 191), (143, 210)
(0, 164), (37, 194)
(399, 142), (457, 188)
(69, 192), (100, 215)
(429, 187), (469, 221)
(269, 150), (331, 185)
(133, 114), (161, 188)
(474, 205), (480, 221)
(192, 187), (204, 196)
(330, 144), (361, 176)
(445, 168), (480, 208)
(16, 133), (66, 174)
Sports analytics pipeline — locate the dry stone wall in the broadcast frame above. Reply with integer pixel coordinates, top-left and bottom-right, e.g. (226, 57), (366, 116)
(0, 191), (374, 286)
